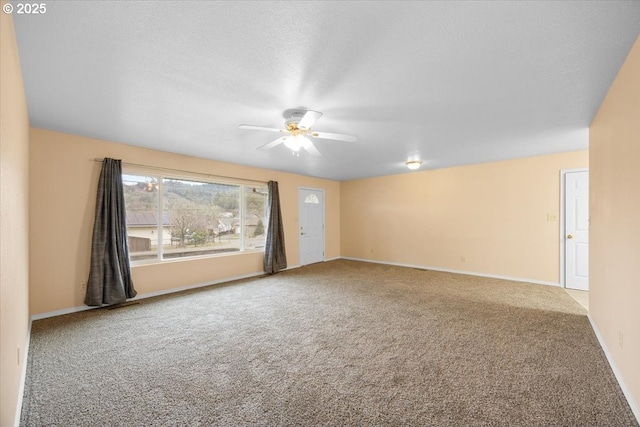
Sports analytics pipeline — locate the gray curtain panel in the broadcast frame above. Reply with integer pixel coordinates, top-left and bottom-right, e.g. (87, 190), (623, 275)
(264, 180), (287, 274)
(85, 158), (137, 306)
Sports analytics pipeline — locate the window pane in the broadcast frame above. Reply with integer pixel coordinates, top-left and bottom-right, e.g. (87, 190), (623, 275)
(123, 174), (161, 261)
(244, 186), (267, 250)
(162, 178), (241, 259)
(304, 193), (319, 204)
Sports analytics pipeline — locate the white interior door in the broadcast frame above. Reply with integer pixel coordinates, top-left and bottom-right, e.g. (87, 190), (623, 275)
(299, 188), (325, 266)
(564, 170), (589, 290)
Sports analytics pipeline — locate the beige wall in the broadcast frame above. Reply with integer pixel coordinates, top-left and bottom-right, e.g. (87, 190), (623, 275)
(590, 36), (640, 415)
(0, 7), (31, 427)
(29, 129), (340, 315)
(341, 151), (588, 283)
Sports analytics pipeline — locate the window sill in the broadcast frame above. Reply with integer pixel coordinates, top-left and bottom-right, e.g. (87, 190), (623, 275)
(130, 248), (264, 267)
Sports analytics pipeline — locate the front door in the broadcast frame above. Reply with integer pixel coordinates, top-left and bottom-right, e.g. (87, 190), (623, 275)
(564, 170), (589, 290)
(299, 188), (325, 266)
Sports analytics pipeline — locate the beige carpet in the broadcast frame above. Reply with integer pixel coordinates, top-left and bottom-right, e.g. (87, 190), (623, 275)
(20, 260), (638, 426)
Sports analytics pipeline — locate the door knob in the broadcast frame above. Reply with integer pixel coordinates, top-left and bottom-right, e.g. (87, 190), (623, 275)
(300, 232), (306, 235)
(567, 234), (573, 239)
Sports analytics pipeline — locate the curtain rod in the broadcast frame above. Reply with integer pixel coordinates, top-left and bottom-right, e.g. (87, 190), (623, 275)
(93, 158), (268, 186)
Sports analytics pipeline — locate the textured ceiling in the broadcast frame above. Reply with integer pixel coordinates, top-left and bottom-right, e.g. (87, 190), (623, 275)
(12, 1), (640, 181)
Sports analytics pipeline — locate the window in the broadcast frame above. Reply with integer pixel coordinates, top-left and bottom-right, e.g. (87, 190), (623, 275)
(304, 193), (320, 204)
(123, 174), (161, 261)
(123, 171), (267, 263)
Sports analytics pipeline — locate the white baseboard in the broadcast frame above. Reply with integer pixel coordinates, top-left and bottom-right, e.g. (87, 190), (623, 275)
(129, 271), (268, 301)
(339, 256), (560, 287)
(14, 317), (32, 427)
(31, 270), (271, 321)
(587, 315), (640, 424)
(30, 304), (95, 320)
(32, 262), (313, 321)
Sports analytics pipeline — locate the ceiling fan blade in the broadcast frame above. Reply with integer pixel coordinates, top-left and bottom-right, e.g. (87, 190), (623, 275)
(310, 131), (357, 142)
(297, 110), (323, 130)
(257, 137), (286, 151)
(239, 124), (285, 133)
(301, 138), (321, 157)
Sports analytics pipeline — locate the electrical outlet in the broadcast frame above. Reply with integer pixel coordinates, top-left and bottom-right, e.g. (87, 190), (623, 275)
(619, 331), (624, 349)
(460, 256), (466, 263)
(80, 282), (86, 291)
(370, 248), (374, 254)
(547, 213), (558, 221)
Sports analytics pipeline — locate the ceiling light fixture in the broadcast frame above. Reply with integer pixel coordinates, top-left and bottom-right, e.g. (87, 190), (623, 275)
(406, 159), (423, 170)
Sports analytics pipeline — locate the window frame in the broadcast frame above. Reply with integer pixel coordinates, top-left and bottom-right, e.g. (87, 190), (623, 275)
(122, 166), (267, 265)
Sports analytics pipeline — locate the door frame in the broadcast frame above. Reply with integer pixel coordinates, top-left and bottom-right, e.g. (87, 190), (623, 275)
(559, 168), (588, 288)
(298, 187), (326, 266)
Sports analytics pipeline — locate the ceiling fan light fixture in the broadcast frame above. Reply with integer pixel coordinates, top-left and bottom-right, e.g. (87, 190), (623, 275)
(283, 134), (309, 152)
(406, 159), (423, 170)
(241, 109), (356, 158)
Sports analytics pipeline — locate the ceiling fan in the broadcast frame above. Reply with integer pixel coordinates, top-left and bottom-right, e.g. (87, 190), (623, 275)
(239, 109), (357, 157)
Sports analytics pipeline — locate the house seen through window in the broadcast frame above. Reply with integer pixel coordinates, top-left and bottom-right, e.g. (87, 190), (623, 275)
(123, 173), (267, 262)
